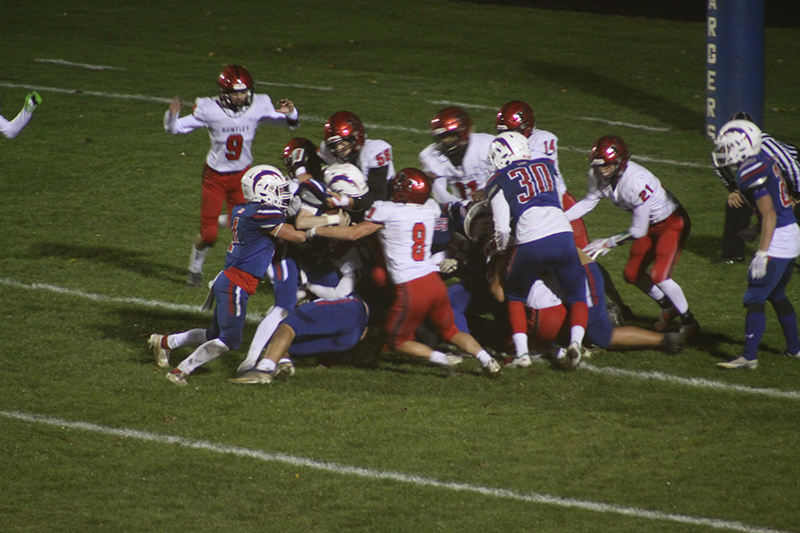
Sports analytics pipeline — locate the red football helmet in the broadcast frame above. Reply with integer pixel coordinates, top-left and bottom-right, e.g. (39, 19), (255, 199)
(390, 168), (432, 204)
(324, 111), (365, 164)
(430, 106), (472, 156)
(282, 137), (322, 179)
(217, 65), (254, 111)
(496, 101), (535, 137)
(589, 135), (630, 188)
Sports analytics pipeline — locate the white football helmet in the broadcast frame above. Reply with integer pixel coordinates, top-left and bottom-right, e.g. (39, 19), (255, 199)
(489, 131), (531, 170)
(713, 119), (762, 169)
(241, 165), (292, 208)
(323, 163), (369, 198)
(464, 200), (493, 243)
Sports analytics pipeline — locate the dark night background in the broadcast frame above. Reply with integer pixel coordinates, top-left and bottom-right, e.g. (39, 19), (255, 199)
(463, 0), (800, 28)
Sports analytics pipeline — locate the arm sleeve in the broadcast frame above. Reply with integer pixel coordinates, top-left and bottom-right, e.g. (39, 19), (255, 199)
(627, 203), (651, 239)
(489, 191), (512, 252)
(0, 107), (33, 139)
(565, 190), (601, 221)
(164, 110), (205, 134)
(432, 176), (461, 204)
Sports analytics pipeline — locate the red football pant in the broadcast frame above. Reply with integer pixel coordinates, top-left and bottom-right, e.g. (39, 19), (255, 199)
(199, 164), (248, 245)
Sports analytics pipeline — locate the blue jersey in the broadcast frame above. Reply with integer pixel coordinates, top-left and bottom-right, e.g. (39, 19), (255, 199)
(737, 151), (797, 229)
(225, 203), (285, 279)
(485, 158), (562, 221)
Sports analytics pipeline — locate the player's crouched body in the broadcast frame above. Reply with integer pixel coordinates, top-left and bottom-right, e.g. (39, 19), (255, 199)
(229, 295), (371, 384)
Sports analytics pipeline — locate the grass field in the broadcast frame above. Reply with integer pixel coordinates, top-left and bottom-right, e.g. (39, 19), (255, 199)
(1, 1), (799, 532)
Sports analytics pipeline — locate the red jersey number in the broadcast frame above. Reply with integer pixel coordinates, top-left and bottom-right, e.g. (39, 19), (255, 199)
(225, 134), (244, 161)
(411, 222), (426, 261)
(376, 149), (392, 166)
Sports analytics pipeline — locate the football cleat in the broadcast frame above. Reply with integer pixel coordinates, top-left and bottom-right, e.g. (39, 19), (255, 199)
(679, 319), (701, 340)
(446, 354), (464, 366)
(166, 368), (189, 386)
(228, 369), (274, 384)
(503, 353), (532, 368)
(186, 272), (203, 288)
(784, 350), (800, 359)
(653, 307), (678, 332)
(661, 332), (685, 355)
(274, 359), (296, 378)
(717, 356), (758, 370)
(482, 358), (502, 378)
(565, 341), (582, 370)
(148, 334), (171, 368)
(606, 302), (626, 328)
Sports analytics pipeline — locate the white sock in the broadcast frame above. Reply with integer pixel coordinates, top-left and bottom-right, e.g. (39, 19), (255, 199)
(647, 284), (666, 302)
(255, 358), (278, 373)
(189, 246), (209, 274)
(512, 333), (529, 356)
(177, 338), (229, 374)
(474, 349), (492, 367)
(167, 328), (207, 350)
(239, 306), (289, 372)
(656, 279), (689, 314)
(570, 325), (585, 346)
(429, 350), (450, 366)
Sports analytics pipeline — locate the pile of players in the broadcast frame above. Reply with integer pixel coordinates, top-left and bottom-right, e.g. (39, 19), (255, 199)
(149, 65), (800, 386)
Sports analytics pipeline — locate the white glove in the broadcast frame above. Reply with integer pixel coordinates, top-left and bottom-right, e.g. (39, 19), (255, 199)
(749, 251), (769, 279)
(438, 257), (459, 275)
(583, 238), (616, 260)
(335, 209), (350, 227)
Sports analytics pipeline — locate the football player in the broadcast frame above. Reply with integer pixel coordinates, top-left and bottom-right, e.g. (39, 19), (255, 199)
(567, 135), (699, 338)
(712, 119), (800, 369)
(229, 295), (372, 384)
(496, 100), (590, 247)
(312, 168), (502, 377)
(148, 165), (307, 386)
(319, 111), (394, 210)
(485, 131), (589, 370)
(420, 106), (495, 205)
(0, 91), (41, 139)
(164, 65), (300, 287)
(496, 101), (634, 322)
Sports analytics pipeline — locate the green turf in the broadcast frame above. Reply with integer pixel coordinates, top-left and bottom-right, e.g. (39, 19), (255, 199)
(1, 1), (799, 532)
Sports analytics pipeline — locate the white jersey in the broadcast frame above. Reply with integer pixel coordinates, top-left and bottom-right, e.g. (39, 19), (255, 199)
(0, 106), (33, 139)
(320, 138), (395, 181)
(566, 161), (679, 239)
(366, 198), (441, 284)
(528, 129), (567, 199)
(163, 94), (299, 173)
(419, 132), (494, 203)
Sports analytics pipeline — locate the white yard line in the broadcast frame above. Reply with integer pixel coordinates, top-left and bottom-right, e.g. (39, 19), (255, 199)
(255, 79), (333, 92)
(1, 410), (793, 533)
(0, 277), (263, 324)
(34, 58), (125, 71)
(2, 276), (798, 401)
